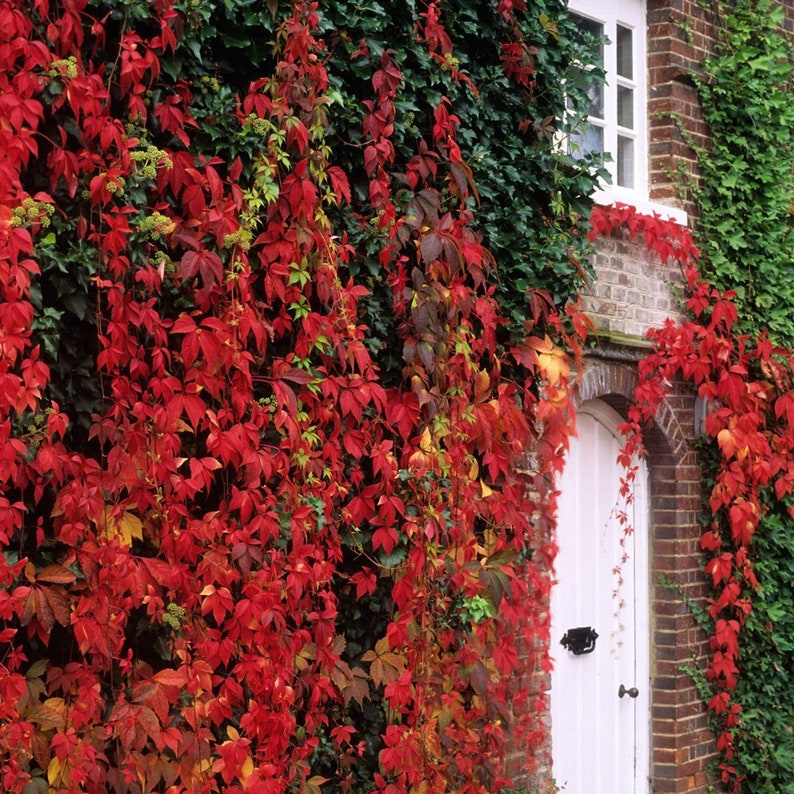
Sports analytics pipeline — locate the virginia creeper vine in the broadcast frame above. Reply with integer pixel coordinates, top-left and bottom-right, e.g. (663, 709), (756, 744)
(6, 0), (785, 791)
(0, 1), (595, 791)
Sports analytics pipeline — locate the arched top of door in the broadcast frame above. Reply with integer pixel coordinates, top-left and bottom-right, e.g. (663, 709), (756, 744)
(578, 398), (625, 444)
(573, 360), (694, 470)
(576, 399), (650, 505)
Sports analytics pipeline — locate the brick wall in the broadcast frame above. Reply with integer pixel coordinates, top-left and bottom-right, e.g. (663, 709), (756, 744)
(647, 0), (794, 216)
(643, 386), (713, 793)
(647, 0), (722, 215)
(579, 227), (687, 341)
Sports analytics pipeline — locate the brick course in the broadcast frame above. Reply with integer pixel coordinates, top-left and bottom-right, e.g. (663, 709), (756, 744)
(580, 227), (688, 340)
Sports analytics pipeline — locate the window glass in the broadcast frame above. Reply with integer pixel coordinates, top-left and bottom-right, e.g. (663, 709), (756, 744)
(617, 85), (634, 129)
(586, 82), (605, 120)
(572, 124), (605, 161)
(572, 15), (604, 63)
(616, 25), (633, 79)
(569, 14), (605, 157)
(618, 136), (634, 188)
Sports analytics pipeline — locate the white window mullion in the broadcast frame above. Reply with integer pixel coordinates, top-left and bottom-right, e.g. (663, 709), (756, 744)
(602, 18), (619, 188)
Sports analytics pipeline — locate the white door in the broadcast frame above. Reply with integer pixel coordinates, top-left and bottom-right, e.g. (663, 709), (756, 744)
(550, 400), (650, 793)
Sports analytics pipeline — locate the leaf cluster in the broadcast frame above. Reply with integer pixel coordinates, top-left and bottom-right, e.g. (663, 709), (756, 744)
(319, 0), (601, 345)
(733, 507), (794, 792)
(693, 0), (794, 343)
(0, 0), (598, 792)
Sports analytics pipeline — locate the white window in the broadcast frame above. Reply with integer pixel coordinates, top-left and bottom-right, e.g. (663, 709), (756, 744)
(568, 0), (649, 204)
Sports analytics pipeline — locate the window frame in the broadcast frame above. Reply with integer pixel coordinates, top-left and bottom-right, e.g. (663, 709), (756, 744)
(569, 0), (647, 197)
(567, 0), (687, 224)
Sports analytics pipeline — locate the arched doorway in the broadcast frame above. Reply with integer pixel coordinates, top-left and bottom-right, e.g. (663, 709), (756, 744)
(550, 399), (650, 792)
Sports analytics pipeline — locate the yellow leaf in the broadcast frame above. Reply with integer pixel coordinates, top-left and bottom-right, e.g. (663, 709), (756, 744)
(118, 512), (143, 545)
(28, 697), (67, 731)
(240, 755), (254, 782)
(418, 427), (434, 453)
(97, 509), (144, 547)
(480, 480), (493, 498)
(409, 428), (436, 470)
(302, 776), (330, 794)
(528, 335), (569, 386)
(361, 639), (406, 687)
(47, 756), (62, 787)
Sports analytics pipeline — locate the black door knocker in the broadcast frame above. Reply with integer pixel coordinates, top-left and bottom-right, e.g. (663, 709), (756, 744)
(560, 626), (599, 655)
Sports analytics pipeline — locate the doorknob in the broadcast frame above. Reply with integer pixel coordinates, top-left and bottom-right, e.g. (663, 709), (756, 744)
(618, 684), (639, 699)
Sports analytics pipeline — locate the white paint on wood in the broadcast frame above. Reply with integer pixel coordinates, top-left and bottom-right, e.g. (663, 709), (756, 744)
(550, 400), (650, 792)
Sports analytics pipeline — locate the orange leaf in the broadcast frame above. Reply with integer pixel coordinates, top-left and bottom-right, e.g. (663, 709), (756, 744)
(153, 668), (188, 690)
(362, 638), (406, 687)
(35, 565), (77, 584)
(527, 335), (569, 386)
(27, 698), (67, 731)
(41, 586), (71, 627)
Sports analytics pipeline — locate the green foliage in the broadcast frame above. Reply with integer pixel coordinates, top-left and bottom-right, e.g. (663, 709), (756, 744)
(29, 216), (100, 433)
(691, 2), (794, 788)
(320, 0), (602, 343)
(733, 506), (794, 791)
(694, 0), (794, 343)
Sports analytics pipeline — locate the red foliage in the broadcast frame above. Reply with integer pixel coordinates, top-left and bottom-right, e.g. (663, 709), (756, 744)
(2, 0), (769, 786)
(0, 0), (588, 791)
(592, 202), (791, 792)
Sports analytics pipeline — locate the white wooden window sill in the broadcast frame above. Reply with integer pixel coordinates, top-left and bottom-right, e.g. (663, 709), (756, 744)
(592, 187), (689, 227)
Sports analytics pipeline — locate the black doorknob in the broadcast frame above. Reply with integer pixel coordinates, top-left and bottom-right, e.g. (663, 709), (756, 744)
(619, 684), (639, 699)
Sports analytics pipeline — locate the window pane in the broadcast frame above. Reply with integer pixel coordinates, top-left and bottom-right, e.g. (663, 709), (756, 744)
(617, 135), (634, 188)
(567, 71), (604, 119)
(572, 15), (605, 67)
(617, 25), (633, 79)
(586, 81), (604, 119)
(572, 123), (604, 161)
(618, 85), (634, 129)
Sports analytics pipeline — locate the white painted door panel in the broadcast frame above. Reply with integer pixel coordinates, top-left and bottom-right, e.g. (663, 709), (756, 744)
(550, 401), (649, 793)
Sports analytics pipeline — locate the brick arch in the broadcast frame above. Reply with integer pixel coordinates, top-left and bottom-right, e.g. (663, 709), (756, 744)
(571, 359), (714, 793)
(575, 360), (639, 407)
(574, 360), (690, 466)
